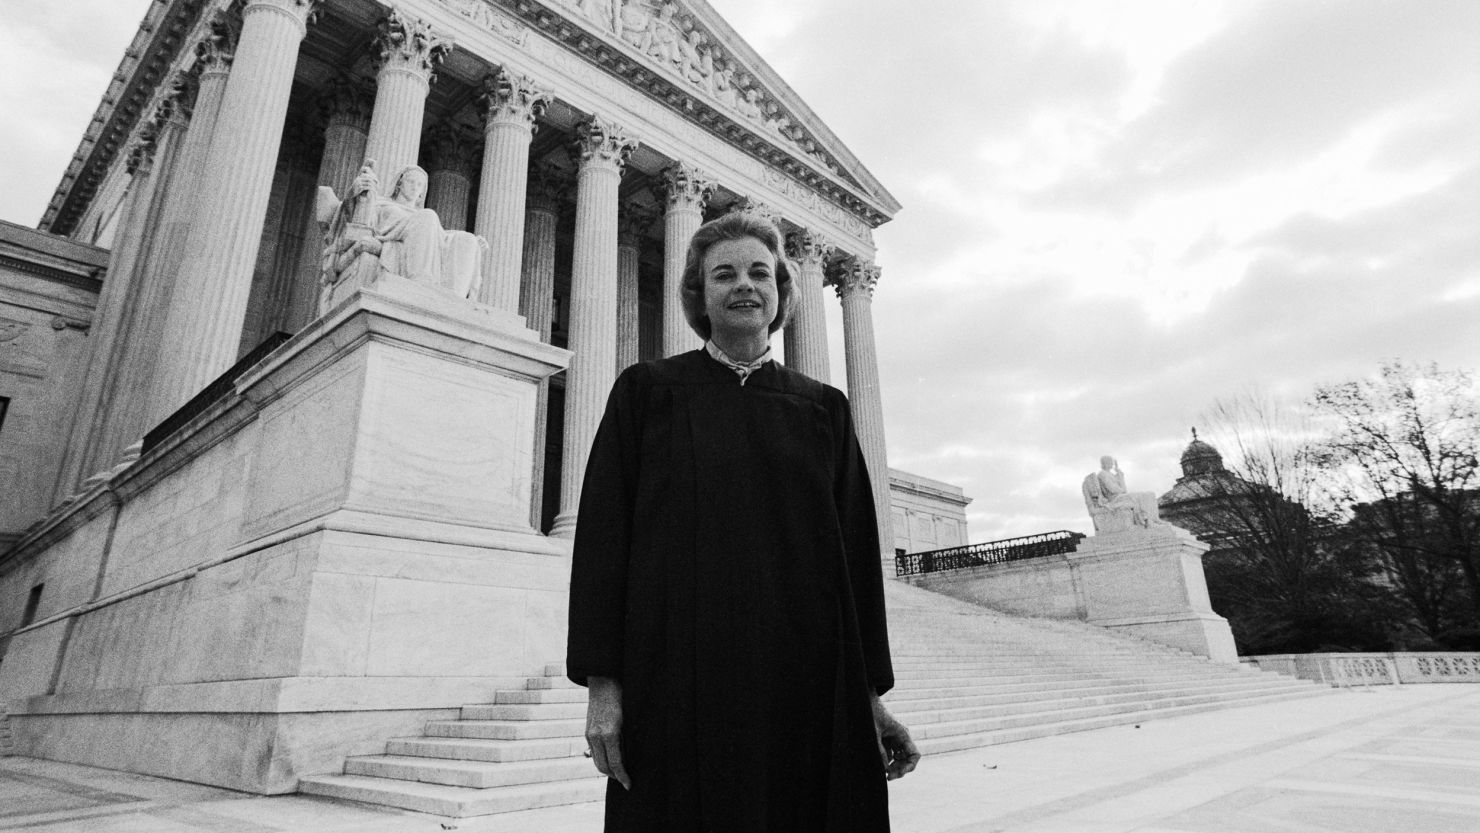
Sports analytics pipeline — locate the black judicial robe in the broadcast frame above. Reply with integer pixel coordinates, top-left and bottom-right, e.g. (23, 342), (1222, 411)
(567, 349), (894, 833)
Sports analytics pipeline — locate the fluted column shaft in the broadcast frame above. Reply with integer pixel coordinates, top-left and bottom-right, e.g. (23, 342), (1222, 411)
(316, 76), (372, 198)
(658, 163), (712, 356)
(475, 71), (550, 311)
(783, 230), (833, 384)
(616, 225), (641, 372)
(427, 169), (471, 231)
(150, 0), (314, 420)
(363, 11), (446, 188)
(550, 118), (637, 539)
(422, 120), (476, 231)
(521, 168), (565, 530)
(835, 261), (893, 565)
(54, 107), (183, 498)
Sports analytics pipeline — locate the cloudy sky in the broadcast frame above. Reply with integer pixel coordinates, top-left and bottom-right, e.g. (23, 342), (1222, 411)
(3, 0), (1478, 542)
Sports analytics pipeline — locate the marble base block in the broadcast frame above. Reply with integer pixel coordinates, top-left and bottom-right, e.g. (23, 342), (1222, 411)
(0, 281), (573, 792)
(906, 524), (1238, 664)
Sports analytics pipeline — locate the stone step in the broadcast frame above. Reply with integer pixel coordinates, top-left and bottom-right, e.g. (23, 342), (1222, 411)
(908, 683), (1320, 740)
(388, 735), (588, 763)
(298, 772), (607, 818)
(894, 681), (1310, 726)
(344, 754), (595, 789)
(441, 715), (586, 740)
(494, 688), (589, 705)
(456, 703), (587, 721)
(913, 686), (1331, 756)
(887, 678), (1305, 718)
(526, 676), (581, 690)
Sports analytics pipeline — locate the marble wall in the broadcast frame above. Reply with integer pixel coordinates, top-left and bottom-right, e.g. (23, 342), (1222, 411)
(0, 282), (572, 792)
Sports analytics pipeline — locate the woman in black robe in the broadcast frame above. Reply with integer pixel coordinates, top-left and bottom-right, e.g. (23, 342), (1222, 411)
(567, 213), (919, 832)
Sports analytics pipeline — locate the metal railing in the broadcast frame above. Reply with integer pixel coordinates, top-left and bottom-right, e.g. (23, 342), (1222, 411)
(141, 331), (292, 455)
(895, 530), (1086, 577)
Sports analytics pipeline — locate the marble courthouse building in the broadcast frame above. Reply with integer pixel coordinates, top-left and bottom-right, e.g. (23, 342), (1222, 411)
(0, 0), (904, 791)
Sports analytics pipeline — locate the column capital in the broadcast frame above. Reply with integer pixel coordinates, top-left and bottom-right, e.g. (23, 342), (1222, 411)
(319, 74), (374, 131)
(656, 162), (714, 211)
(126, 131), (158, 176)
(194, 10), (240, 75)
(785, 229), (835, 267)
(422, 120), (479, 179)
(618, 202), (657, 247)
(373, 9), (450, 83)
(726, 196), (778, 222)
(831, 259), (880, 300)
(480, 69), (551, 130)
(243, 0), (320, 33)
(571, 116), (638, 173)
(527, 161), (572, 214)
(152, 86), (192, 132)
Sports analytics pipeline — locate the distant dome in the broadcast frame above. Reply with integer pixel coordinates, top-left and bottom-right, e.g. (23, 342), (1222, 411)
(1179, 429), (1224, 477)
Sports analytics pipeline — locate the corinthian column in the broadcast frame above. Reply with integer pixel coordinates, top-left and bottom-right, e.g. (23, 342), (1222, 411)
(54, 98), (185, 497)
(474, 69), (551, 311)
(550, 117), (637, 539)
(363, 10), (448, 188)
(783, 229), (833, 384)
(520, 163), (567, 530)
(150, 0), (317, 421)
(833, 259), (893, 566)
(316, 74), (373, 198)
(656, 162), (713, 356)
(616, 204), (653, 371)
(422, 121), (477, 231)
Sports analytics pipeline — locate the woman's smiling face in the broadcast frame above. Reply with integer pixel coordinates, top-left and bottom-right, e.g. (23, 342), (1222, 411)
(701, 236), (778, 340)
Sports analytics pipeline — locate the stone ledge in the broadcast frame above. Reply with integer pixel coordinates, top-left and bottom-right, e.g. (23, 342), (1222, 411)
(12, 675), (533, 716)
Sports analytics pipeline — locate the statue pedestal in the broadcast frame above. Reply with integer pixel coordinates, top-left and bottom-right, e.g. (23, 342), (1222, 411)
(1070, 525), (1239, 664)
(0, 279), (573, 793)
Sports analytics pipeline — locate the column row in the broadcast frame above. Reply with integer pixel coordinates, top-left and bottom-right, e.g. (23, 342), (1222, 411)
(99, 2), (892, 558)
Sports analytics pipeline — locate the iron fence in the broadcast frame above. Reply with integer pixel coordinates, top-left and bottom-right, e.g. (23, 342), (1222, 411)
(895, 530), (1086, 577)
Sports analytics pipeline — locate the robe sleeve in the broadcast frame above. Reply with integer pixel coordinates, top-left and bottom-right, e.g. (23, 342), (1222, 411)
(830, 388), (895, 696)
(566, 366), (645, 687)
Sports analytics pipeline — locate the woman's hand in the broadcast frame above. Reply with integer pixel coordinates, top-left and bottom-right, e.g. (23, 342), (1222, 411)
(872, 695), (921, 781)
(585, 676), (631, 790)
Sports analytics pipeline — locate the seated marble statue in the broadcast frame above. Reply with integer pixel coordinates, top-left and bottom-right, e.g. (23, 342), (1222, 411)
(1082, 455), (1162, 534)
(315, 161), (486, 312)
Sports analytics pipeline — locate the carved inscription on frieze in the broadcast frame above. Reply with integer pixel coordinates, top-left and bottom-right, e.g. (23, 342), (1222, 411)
(442, 0), (530, 44)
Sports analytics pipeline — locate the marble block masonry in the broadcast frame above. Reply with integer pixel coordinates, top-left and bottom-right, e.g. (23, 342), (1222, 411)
(0, 279), (570, 793)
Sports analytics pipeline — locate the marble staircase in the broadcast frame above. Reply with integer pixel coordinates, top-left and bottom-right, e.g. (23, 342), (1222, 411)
(297, 580), (1329, 817)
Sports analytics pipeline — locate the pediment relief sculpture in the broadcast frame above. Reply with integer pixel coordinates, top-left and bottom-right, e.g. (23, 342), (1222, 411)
(315, 160), (487, 313)
(1082, 455), (1165, 535)
(543, 0), (841, 175)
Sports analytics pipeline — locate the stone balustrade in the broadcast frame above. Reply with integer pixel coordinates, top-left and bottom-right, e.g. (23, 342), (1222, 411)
(1242, 652), (1480, 686)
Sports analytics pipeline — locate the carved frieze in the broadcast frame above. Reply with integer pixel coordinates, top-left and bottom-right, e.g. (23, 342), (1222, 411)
(441, 0), (531, 45)
(725, 196), (776, 222)
(0, 317), (30, 344)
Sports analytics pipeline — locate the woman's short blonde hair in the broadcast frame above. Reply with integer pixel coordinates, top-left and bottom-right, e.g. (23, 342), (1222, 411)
(679, 212), (797, 341)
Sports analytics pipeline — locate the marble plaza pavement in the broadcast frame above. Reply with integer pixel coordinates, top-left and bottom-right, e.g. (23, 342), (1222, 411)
(2, 684), (1476, 833)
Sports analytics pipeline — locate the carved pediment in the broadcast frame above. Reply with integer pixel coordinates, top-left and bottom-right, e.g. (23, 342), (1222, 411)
(487, 0), (898, 228)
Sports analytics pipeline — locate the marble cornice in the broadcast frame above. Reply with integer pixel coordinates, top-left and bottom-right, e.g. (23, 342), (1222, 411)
(474, 0), (892, 231)
(40, 0), (217, 237)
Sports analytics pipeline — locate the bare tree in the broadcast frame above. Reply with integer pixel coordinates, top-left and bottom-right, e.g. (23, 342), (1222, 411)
(1312, 361), (1480, 646)
(1173, 393), (1390, 653)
